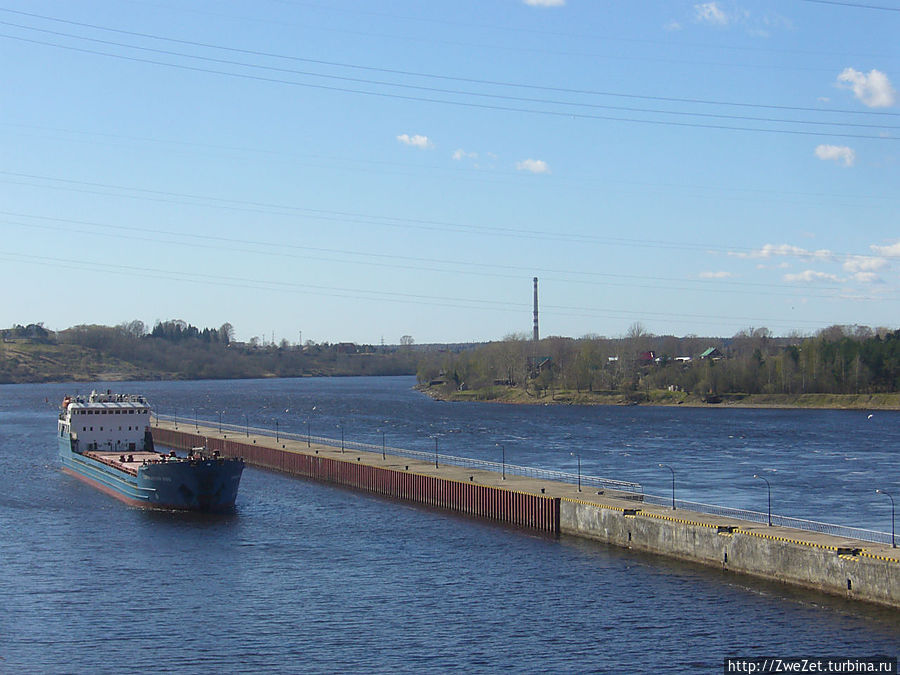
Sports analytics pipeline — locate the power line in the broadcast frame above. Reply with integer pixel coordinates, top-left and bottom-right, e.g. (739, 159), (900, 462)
(1, 25), (897, 138)
(0, 249), (849, 329)
(0, 211), (854, 301)
(3, 32), (897, 142)
(0, 170), (891, 264)
(796, 0), (900, 11)
(2, 7), (897, 118)
(4, 6), (897, 114)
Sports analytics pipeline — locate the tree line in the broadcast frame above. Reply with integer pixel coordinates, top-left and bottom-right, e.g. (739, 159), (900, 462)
(416, 325), (900, 399)
(1, 320), (416, 382)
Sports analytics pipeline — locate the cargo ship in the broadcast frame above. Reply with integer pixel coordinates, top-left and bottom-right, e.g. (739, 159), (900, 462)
(58, 391), (243, 511)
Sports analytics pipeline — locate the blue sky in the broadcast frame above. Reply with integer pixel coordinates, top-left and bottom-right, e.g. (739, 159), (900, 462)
(1, 0), (897, 344)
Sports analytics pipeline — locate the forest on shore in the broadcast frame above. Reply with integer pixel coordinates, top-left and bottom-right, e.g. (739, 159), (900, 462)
(415, 325), (900, 408)
(6, 320), (900, 409)
(0, 321), (417, 383)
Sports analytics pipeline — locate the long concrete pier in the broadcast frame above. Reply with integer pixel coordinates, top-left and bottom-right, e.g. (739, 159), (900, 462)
(152, 420), (900, 609)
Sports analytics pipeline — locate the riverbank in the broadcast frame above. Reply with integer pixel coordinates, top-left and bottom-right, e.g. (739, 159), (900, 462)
(418, 384), (900, 410)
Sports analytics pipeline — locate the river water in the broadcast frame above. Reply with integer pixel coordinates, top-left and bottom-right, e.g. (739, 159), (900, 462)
(1, 376), (898, 673)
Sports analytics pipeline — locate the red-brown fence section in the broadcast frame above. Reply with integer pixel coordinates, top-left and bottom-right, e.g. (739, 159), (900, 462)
(153, 427), (560, 535)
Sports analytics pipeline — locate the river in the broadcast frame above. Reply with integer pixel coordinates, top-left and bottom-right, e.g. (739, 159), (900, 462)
(1, 376), (897, 673)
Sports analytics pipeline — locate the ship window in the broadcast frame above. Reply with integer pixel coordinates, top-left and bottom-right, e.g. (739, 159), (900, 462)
(82, 427), (86, 432)
(90, 427), (93, 431)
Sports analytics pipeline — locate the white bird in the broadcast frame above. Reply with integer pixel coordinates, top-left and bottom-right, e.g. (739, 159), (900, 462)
(867, 414), (874, 419)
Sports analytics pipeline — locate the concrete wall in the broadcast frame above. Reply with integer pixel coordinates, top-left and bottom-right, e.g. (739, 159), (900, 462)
(561, 499), (900, 609)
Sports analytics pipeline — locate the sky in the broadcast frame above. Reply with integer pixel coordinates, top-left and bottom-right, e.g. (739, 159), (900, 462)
(1, 0), (898, 345)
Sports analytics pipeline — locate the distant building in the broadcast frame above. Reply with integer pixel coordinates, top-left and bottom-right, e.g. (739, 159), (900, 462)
(700, 347), (723, 360)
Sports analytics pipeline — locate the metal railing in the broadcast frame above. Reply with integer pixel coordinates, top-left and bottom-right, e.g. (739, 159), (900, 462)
(157, 414), (893, 546)
(637, 493), (894, 546)
(157, 414), (642, 493)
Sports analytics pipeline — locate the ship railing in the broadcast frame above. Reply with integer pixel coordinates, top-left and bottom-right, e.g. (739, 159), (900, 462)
(157, 415), (893, 545)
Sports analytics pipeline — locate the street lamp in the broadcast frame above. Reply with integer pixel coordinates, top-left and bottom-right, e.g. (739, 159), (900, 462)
(876, 489), (896, 548)
(306, 418), (311, 447)
(753, 474), (772, 526)
(217, 410), (222, 433)
(434, 436), (439, 468)
(659, 463), (676, 510)
(244, 414), (249, 437)
(338, 421), (344, 453)
(193, 407), (198, 431)
(275, 419), (280, 443)
(380, 428), (386, 460)
(497, 443), (506, 480)
(174, 407), (178, 429)
(570, 452), (581, 492)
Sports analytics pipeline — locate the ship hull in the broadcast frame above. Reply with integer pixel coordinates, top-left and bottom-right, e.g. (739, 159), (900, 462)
(58, 436), (243, 511)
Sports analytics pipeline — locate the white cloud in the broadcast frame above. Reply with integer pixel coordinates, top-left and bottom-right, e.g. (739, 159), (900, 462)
(850, 272), (881, 284)
(871, 241), (900, 257)
(699, 271), (733, 279)
(523, 0), (564, 6)
(694, 2), (729, 25)
(451, 148), (478, 161)
(814, 144), (855, 167)
(836, 68), (896, 108)
(843, 255), (887, 274)
(843, 256), (887, 284)
(664, 19), (682, 31)
(730, 243), (834, 261)
(396, 133), (433, 149)
(516, 158), (550, 174)
(784, 270), (840, 283)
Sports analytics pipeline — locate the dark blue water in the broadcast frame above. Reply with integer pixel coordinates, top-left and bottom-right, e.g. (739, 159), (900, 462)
(1, 377), (898, 673)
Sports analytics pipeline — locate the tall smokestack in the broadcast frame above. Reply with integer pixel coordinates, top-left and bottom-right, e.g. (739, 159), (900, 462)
(533, 277), (539, 342)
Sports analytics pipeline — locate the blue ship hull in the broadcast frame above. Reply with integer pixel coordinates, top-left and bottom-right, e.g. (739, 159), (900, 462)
(59, 436), (244, 511)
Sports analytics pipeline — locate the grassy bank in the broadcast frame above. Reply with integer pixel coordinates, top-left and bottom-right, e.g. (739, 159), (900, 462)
(419, 384), (900, 410)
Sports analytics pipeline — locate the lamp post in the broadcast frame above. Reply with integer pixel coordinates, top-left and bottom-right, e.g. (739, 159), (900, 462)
(659, 463), (676, 510)
(570, 452), (581, 492)
(193, 408), (198, 431)
(497, 443), (506, 480)
(381, 428), (386, 460)
(275, 419), (279, 443)
(339, 421), (344, 453)
(244, 414), (249, 437)
(217, 410), (222, 433)
(434, 436), (439, 469)
(174, 407), (178, 429)
(753, 474), (772, 526)
(876, 489), (896, 548)
(306, 418), (311, 447)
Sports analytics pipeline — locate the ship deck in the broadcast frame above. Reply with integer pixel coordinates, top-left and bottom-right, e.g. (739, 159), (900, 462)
(83, 450), (171, 477)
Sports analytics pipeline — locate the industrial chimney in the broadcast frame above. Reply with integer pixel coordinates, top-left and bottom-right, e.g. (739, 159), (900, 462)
(533, 277), (539, 342)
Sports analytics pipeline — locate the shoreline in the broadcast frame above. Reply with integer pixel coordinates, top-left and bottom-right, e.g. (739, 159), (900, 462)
(416, 384), (900, 411)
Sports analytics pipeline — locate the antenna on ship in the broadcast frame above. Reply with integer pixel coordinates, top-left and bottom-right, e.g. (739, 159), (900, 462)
(533, 277), (539, 342)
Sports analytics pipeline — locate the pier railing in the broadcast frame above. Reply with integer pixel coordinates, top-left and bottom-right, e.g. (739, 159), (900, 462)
(158, 415), (643, 494)
(157, 415), (893, 546)
(637, 494), (894, 546)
